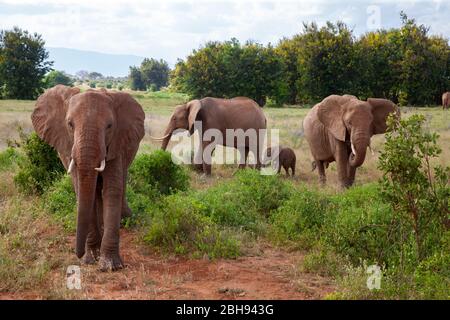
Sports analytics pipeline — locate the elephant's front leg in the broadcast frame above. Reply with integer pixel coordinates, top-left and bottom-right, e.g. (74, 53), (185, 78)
(335, 142), (350, 188)
(347, 164), (357, 187)
(202, 140), (215, 175)
(99, 158), (124, 271)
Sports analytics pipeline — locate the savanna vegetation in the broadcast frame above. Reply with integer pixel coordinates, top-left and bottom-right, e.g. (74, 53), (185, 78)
(0, 12), (449, 300)
(0, 91), (448, 299)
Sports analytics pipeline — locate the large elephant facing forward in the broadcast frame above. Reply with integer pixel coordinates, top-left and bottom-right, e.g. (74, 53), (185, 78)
(303, 95), (399, 188)
(32, 85), (145, 271)
(152, 97), (267, 175)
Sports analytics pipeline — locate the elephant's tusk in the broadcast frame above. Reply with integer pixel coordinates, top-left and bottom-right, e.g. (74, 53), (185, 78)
(351, 142), (357, 156)
(68, 159), (75, 174)
(150, 133), (171, 141)
(95, 159), (106, 172)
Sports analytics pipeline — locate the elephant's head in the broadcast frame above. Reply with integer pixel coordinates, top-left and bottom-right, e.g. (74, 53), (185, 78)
(31, 85), (145, 258)
(151, 100), (201, 150)
(318, 95), (399, 168)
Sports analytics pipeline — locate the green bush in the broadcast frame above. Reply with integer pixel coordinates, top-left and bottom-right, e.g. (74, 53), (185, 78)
(122, 187), (159, 228)
(197, 170), (292, 233)
(302, 243), (349, 277)
(14, 132), (65, 195)
(144, 194), (240, 259)
(269, 186), (329, 245)
(43, 175), (76, 231)
(325, 184), (396, 266)
(378, 114), (449, 267)
(0, 147), (22, 172)
(128, 151), (189, 196)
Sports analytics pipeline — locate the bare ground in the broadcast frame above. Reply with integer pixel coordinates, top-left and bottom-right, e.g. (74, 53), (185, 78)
(0, 230), (335, 300)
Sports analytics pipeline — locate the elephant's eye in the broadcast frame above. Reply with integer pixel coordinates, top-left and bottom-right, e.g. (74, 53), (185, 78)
(68, 121), (74, 129)
(106, 123), (112, 129)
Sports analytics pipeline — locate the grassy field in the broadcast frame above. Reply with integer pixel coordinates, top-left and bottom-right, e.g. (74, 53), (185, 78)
(0, 91), (449, 299)
(1, 93), (449, 189)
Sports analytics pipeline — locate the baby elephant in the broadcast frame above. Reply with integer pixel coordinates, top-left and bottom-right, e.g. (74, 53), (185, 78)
(265, 146), (296, 176)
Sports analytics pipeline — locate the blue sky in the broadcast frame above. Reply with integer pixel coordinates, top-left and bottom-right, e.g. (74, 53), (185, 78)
(0, 0), (449, 65)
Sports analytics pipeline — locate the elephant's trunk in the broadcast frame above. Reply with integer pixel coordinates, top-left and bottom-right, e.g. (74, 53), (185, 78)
(75, 169), (98, 258)
(161, 124), (175, 151)
(72, 130), (105, 259)
(349, 131), (369, 168)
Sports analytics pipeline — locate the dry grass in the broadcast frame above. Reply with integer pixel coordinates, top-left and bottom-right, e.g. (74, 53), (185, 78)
(1, 97), (449, 191)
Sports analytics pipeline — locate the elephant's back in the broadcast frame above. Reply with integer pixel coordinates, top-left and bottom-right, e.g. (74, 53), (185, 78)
(201, 97), (266, 130)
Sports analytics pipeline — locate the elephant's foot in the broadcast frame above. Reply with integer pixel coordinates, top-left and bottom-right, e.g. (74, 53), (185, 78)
(192, 163), (203, 172)
(98, 253), (124, 272)
(81, 246), (100, 265)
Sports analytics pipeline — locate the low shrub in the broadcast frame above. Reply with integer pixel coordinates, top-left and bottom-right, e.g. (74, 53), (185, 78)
(325, 184), (396, 266)
(302, 243), (349, 277)
(144, 194), (240, 259)
(122, 187), (159, 228)
(128, 151), (189, 196)
(43, 175), (76, 232)
(269, 186), (329, 246)
(14, 132), (65, 195)
(198, 170), (292, 232)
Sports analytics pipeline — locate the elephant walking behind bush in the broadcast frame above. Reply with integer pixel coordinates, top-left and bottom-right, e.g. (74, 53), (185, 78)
(303, 94), (399, 188)
(153, 97), (267, 175)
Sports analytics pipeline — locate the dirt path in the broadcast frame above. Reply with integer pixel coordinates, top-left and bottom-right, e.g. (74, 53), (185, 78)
(1, 230), (335, 300)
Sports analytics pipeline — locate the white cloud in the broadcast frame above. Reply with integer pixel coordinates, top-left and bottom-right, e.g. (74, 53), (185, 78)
(0, 0), (448, 64)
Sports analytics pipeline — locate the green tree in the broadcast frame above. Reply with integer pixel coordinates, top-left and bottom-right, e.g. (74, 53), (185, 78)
(397, 12), (450, 105)
(356, 29), (402, 101)
(0, 27), (53, 99)
(296, 22), (358, 103)
(128, 66), (145, 91)
(88, 71), (103, 80)
(171, 39), (286, 105)
(140, 58), (170, 90)
(43, 70), (74, 88)
(275, 36), (302, 104)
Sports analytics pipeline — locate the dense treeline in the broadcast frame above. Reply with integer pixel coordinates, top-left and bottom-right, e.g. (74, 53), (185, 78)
(171, 13), (450, 106)
(170, 38), (286, 106)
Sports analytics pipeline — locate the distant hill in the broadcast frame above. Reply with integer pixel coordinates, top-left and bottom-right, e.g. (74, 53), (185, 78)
(47, 47), (145, 78)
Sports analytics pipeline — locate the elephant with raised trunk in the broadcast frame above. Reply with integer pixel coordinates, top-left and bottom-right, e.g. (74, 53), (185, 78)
(303, 94), (399, 188)
(31, 85), (145, 271)
(152, 97), (267, 175)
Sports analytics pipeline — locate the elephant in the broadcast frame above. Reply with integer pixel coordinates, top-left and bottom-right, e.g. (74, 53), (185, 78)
(303, 94), (399, 188)
(152, 97), (267, 175)
(264, 146), (296, 176)
(31, 85), (145, 271)
(443, 92), (449, 109)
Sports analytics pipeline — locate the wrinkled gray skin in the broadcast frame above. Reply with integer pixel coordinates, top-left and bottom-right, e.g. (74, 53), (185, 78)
(157, 97), (267, 175)
(303, 94), (399, 188)
(31, 85), (145, 271)
(264, 146), (296, 176)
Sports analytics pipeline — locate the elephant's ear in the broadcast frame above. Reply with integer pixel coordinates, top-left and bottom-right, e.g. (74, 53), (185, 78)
(31, 85), (80, 162)
(106, 92), (145, 161)
(317, 96), (346, 142)
(368, 98), (399, 134)
(187, 99), (202, 134)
